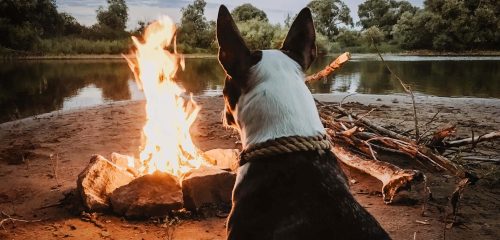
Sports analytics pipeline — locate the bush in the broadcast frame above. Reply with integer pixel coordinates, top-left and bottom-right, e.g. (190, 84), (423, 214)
(34, 38), (131, 55)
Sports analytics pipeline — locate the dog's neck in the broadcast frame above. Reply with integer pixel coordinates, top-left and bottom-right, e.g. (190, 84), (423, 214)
(235, 50), (325, 148)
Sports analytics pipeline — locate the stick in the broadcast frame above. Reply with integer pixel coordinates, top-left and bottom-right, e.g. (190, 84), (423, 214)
(305, 52), (351, 83)
(461, 157), (500, 163)
(0, 211), (42, 230)
(444, 131), (500, 147)
(334, 105), (414, 143)
(371, 38), (420, 141)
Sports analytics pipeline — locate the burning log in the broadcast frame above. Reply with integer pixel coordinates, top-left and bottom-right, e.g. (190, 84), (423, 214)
(77, 155), (135, 212)
(181, 165), (236, 211)
(110, 171), (183, 218)
(331, 145), (424, 204)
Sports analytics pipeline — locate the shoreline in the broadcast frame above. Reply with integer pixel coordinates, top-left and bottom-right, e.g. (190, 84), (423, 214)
(2, 94), (499, 127)
(3, 50), (500, 60)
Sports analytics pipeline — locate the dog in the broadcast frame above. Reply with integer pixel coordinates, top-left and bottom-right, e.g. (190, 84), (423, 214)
(216, 5), (391, 240)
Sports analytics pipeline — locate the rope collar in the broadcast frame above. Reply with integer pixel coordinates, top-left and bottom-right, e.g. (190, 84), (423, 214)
(239, 135), (331, 166)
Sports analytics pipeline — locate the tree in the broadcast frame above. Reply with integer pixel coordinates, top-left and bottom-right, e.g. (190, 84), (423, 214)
(96, 0), (128, 31)
(393, 0), (499, 50)
(335, 28), (362, 47)
(358, 0), (417, 40)
(307, 0), (353, 40)
(361, 26), (385, 46)
(178, 0), (214, 51)
(236, 19), (277, 50)
(231, 4), (268, 22)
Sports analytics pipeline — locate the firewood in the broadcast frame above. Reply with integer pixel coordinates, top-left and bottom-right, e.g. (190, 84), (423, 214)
(305, 52), (351, 83)
(331, 145), (425, 204)
(444, 131), (500, 147)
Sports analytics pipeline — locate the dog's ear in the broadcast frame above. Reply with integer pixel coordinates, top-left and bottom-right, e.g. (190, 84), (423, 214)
(217, 5), (251, 80)
(281, 7), (316, 71)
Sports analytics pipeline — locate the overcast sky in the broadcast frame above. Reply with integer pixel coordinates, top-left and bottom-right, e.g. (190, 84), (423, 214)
(56, 0), (424, 30)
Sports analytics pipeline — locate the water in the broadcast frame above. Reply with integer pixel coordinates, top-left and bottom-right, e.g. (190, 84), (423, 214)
(0, 55), (499, 123)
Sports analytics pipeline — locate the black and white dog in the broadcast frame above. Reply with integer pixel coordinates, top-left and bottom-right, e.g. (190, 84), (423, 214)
(216, 5), (391, 240)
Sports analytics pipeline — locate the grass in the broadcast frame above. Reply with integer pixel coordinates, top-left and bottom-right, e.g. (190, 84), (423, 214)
(33, 37), (132, 55)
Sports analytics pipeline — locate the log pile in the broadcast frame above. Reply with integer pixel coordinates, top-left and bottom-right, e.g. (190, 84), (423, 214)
(310, 53), (498, 204)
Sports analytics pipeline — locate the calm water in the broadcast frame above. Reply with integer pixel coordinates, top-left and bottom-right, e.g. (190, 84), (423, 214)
(1, 55), (499, 123)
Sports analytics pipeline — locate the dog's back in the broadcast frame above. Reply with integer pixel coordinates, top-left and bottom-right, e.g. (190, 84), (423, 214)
(216, 5), (391, 240)
(228, 151), (389, 240)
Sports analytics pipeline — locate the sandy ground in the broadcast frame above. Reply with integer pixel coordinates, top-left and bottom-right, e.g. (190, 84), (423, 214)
(0, 94), (499, 240)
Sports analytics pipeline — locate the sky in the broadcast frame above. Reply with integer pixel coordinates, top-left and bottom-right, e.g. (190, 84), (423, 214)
(56, 0), (424, 30)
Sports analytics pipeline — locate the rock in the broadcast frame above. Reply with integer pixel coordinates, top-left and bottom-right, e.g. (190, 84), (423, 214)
(110, 152), (134, 168)
(110, 152), (140, 177)
(203, 149), (239, 172)
(110, 171), (183, 218)
(181, 165), (236, 211)
(77, 155), (134, 212)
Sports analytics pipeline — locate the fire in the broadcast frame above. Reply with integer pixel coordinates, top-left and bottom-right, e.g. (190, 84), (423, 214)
(124, 16), (203, 176)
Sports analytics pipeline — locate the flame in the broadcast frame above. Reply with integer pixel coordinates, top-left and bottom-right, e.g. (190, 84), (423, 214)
(124, 16), (203, 176)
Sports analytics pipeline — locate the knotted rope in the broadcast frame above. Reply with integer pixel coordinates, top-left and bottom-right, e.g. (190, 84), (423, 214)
(239, 135), (332, 166)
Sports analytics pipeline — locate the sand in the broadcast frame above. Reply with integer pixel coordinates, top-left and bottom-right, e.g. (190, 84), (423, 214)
(0, 94), (499, 239)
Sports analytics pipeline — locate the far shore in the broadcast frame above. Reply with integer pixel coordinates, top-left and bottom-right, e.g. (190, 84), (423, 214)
(3, 50), (500, 60)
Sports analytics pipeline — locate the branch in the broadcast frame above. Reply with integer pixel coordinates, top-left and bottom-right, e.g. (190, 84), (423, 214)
(371, 38), (420, 141)
(306, 52), (351, 83)
(0, 211), (42, 230)
(331, 145), (425, 204)
(444, 131), (500, 147)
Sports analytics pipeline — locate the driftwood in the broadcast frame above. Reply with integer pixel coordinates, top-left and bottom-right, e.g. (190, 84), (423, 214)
(306, 52), (351, 83)
(304, 53), (499, 203)
(444, 131), (500, 147)
(331, 145), (424, 204)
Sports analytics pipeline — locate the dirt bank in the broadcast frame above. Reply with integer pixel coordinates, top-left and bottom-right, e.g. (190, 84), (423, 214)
(0, 95), (498, 239)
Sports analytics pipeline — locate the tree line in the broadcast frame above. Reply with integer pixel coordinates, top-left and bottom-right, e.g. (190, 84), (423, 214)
(1, 0), (498, 55)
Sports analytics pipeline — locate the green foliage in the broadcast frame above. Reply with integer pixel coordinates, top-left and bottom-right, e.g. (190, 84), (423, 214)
(232, 4), (268, 22)
(178, 0), (214, 51)
(35, 38), (130, 55)
(393, 0), (500, 50)
(236, 19), (278, 50)
(96, 0), (128, 31)
(335, 28), (362, 47)
(307, 0), (353, 40)
(358, 0), (417, 40)
(361, 26), (385, 46)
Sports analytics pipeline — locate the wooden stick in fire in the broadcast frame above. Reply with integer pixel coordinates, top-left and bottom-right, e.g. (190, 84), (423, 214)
(306, 52), (351, 83)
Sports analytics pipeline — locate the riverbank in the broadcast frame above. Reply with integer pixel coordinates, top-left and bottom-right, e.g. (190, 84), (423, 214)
(3, 50), (500, 60)
(0, 95), (498, 239)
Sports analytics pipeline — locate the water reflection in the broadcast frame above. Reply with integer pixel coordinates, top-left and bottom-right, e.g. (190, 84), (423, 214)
(0, 56), (499, 123)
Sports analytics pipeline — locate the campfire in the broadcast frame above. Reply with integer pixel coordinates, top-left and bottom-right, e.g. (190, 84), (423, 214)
(76, 16), (237, 218)
(74, 15), (496, 221)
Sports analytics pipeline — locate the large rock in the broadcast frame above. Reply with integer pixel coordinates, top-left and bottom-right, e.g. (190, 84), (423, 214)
(203, 149), (239, 172)
(110, 171), (183, 218)
(181, 165), (236, 211)
(77, 155), (134, 212)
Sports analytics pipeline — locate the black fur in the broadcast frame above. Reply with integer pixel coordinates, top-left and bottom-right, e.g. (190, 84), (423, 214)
(217, 5), (262, 127)
(281, 8), (317, 71)
(217, 5), (391, 239)
(227, 150), (391, 240)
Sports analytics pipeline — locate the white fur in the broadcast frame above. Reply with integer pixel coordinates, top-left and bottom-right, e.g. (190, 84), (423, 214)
(234, 50), (325, 148)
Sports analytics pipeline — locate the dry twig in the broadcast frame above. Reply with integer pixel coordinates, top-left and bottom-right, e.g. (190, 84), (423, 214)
(371, 38), (420, 141)
(0, 211), (42, 230)
(306, 52), (351, 83)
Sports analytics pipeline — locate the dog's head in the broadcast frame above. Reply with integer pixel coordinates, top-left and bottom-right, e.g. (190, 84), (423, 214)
(217, 5), (316, 126)
(217, 5), (322, 146)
